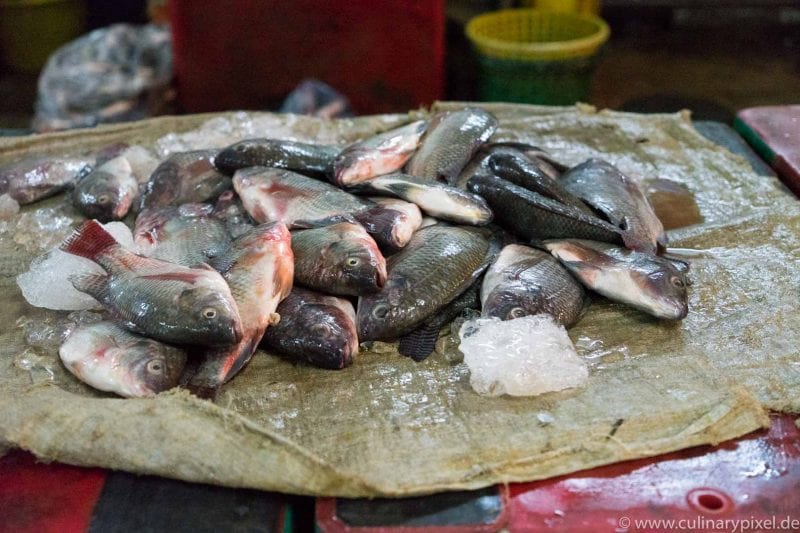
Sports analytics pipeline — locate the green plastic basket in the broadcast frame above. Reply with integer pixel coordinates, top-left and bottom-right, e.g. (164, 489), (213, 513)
(466, 8), (609, 105)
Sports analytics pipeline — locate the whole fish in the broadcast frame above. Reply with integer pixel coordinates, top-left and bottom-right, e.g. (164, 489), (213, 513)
(560, 159), (667, 254)
(188, 222), (294, 398)
(134, 204), (232, 266)
(261, 287), (358, 370)
(467, 174), (623, 244)
(60, 220), (243, 346)
(292, 222), (387, 296)
(483, 147), (592, 213)
(332, 120), (427, 185)
(544, 239), (689, 319)
(215, 138), (341, 177)
(481, 244), (587, 326)
(233, 167), (373, 228)
(353, 197), (422, 250)
(487, 142), (568, 178)
(140, 150), (231, 209)
(59, 321), (186, 398)
(357, 225), (494, 341)
(212, 190), (256, 238)
(0, 156), (92, 204)
(398, 278), (481, 362)
(346, 173), (492, 226)
(72, 156), (138, 222)
(405, 108), (498, 183)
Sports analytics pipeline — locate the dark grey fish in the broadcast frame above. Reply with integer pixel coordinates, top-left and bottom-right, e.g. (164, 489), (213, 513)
(233, 167), (373, 228)
(544, 239), (689, 319)
(72, 156), (138, 222)
(0, 156), (92, 204)
(357, 225), (493, 341)
(483, 147), (592, 213)
(215, 138), (341, 176)
(332, 120), (427, 185)
(487, 142), (568, 177)
(398, 279), (481, 362)
(405, 108), (498, 183)
(560, 158), (667, 254)
(346, 173), (492, 226)
(481, 244), (588, 326)
(261, 287), (358, 370)
(140, 150), (231, 209)
(467, 174), (623, 244)
(134, 203), (232, 266)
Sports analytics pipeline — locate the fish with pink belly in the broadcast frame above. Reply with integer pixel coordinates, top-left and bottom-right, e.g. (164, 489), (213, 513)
(59, 321), (186, 398)
(187, 222), (294, 399)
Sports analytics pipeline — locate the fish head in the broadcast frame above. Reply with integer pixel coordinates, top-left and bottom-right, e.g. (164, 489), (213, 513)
(324, 237), (387, 292)
(127, 340), (187, 395)
(634, 264), (689, 320)
(481, 287), (537, 321)
(174, 286), (244, 345)
(292, 303), (358, 369)
(357, 281), (410, 340)
(72, 171), (135, 222)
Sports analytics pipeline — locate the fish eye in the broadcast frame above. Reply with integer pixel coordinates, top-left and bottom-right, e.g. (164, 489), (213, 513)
(670, 276), (685, 288)
(202, 307), (218, 319)
(97, 194), (110, 204)
(311, 323), (331, 336)
(508, 307), (526, 319)
(346, 257), (360, 267)
(146, 360), (164, 374)
(372, 304), (389, 319)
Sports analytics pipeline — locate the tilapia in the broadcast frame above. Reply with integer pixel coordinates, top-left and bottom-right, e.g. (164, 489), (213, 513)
(134, 204), (232, 266)
(560, 158), (667, 254)
(398, 279), (481, 362)
(72, 156), (138, 221)
(483, 147), (591, 213)
(233, 167), (373, 228)
(261, 287), (358, 370)
(59, 321), (186, 398)
(467, 174), (623, 244)
(332, 120), (427, 185)
(487, 142), (568, 178)
(140, 150), (231, 209)
(292, 222), (387, 296)
(405, 108), (498, 183)
(346, 173), (492, 226)
(60, 220), (243, 346)
(188, 222), (294, 398)
(544, 239), (689, 319)
(481, 244), (587, 326)
(215, 138), (341, 177)
(357, 225), (494, 341)
(0, 156), (92, 204)
(212, 190), (256, 238)
(353, 197), (422, 251)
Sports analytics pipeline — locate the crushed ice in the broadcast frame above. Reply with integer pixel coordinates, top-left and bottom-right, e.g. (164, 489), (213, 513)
(459, 315), (589, 397)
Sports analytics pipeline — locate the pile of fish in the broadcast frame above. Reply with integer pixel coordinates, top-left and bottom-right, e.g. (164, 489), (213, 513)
(8, 107), (691, 400)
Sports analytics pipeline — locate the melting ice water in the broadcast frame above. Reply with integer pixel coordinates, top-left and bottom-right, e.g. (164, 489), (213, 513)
(459, 315), (588, 397)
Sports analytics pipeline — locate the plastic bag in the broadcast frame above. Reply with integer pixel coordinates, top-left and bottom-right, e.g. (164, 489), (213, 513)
(33, 24), (173, 132)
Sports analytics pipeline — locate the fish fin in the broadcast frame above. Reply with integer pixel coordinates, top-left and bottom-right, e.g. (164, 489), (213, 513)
(186, 383), (220, 401)
(139, 271), (203, 283)
(189, 330), (265, 394)
(60, 220), (118, 261)
(207, 254), (236, 273)
(68, 273), (110, 301)
(398, 323), (440, 362)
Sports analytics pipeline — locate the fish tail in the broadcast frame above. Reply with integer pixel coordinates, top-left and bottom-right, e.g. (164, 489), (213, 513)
(60, 220), (118, 261)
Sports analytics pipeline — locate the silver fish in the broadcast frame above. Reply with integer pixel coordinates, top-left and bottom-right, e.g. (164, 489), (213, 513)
(560, 158), (667, 254)
(261, 287), (358, 370)
(332, 120), (427, 185)
(0, 156), (92, 204)
(61, 220), (243, 346)
(140, 150), (231, 209)
(134, 204), (232, 266)
(481, 244), (587, 326)
(346, 173), (492, 226)
(233, 167), (373, 228)
(59, 321), (186, 398)
(405, 108), (498, 183)
(544, 239), (689, 319)
(72, 156), (138, 222)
